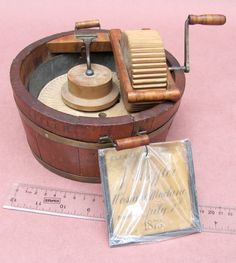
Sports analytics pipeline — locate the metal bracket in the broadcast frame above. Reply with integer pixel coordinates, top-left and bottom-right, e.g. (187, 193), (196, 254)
(136, 130), (147, 136)
(75, 34), (97, 76)
(98, 136), (117, 147)
(74, 20), (101, 76)
(98, 130), (148, 149)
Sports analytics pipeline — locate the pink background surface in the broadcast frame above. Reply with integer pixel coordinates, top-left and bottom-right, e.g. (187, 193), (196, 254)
(0, 0), (236, 262)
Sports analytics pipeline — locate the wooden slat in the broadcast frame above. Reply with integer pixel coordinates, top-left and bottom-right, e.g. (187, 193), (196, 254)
(132, 77), (167, 85)
(47, 32), (112, 53)
(132, 73), (167, 79)
(131, 57), (166, 63)
(78, 148), (100, 178)
(130, 47), (164, 53)
(131, 52), (165, 58)
(132, 68), (167, 74)
(35, 133), (80, 175)
(131, 62), (167, 69)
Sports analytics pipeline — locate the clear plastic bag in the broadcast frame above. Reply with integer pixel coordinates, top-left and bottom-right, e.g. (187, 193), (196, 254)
(99, 139), (201, 247)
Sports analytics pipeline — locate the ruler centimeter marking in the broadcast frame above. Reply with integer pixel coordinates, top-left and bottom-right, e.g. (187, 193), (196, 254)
(3, 183), (105, 221)
(3, 183), (236, 234)
(199, 205), (236, 234)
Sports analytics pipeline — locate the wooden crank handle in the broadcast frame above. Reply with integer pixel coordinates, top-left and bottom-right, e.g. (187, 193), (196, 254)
(75, 19), (100, 29)
(115, 135), (150, 151)
(188, 14), (226, 25)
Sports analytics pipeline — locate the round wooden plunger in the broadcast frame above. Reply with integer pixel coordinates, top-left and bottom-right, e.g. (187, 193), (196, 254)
(61, 64), (120, 111)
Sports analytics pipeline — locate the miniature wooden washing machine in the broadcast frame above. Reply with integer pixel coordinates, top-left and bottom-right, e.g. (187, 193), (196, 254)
(10, 15), (226, 183)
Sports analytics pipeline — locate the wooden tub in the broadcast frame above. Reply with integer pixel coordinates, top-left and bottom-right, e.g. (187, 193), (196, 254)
(10, 29), (185, 183)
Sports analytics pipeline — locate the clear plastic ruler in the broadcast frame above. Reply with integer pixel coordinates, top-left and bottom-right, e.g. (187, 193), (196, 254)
(3, 183), (236, 234)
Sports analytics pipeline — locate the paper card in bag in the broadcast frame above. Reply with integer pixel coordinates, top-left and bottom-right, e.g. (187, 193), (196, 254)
(99, 139), (201, 247)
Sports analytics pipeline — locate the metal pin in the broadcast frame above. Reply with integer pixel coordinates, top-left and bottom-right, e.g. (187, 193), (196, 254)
(145, 145), (149, 157)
